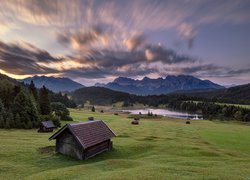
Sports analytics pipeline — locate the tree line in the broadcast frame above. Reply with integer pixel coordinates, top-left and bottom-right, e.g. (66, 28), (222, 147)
(69, 86), (250, 122)
(167, 101), (250, 122)
(0, 79), (74, 129)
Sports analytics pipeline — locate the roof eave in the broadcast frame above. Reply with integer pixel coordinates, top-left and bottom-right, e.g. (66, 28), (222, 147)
(48, 124), (68, 140)
(101, 120), (117, 137)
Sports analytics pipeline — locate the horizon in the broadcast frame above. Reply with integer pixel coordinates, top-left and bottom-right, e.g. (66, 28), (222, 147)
(0, 0), (250, 86)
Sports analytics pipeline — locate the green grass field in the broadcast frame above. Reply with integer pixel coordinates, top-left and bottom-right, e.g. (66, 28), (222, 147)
(1, 109), (250, 179)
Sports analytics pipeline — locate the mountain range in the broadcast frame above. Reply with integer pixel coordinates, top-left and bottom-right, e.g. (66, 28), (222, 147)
(1, 73), (249, 105)
(95, 75), (224, 95)
(21, 76), (84, 92)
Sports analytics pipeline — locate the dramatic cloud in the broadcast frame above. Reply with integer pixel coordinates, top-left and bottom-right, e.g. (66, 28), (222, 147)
(0, 40), (62, 75)
(57, 25), (110, 52)
(177, 22), (197, 49)
(0, 39), (249, 84)
(0, 0), (250, 84)
(123, 34), (146, 51)
(2, 0), (250, 47)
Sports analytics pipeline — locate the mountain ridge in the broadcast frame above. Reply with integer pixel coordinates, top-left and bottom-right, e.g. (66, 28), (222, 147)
(21, 75), (84, 92)
(95, 75), (224, 95)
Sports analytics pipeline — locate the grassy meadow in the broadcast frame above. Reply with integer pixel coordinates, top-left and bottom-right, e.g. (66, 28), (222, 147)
(1, 109), (250, 179)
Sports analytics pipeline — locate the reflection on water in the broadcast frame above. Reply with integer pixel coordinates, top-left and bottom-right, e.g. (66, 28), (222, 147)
(123, 108), (203, 120)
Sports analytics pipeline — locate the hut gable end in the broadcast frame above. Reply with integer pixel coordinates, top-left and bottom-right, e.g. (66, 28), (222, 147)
(42, 121), (56, 128)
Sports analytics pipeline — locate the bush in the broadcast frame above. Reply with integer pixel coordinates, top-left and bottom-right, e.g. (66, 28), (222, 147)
(62, 115), (73, 121)
(51, 102), (73, 121)
(234, 111), (243, 121)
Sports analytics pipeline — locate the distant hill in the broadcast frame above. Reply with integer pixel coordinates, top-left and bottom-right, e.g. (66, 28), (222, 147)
(71, 83), (250, 106)
(95, 75), (224, 95)
(71, 87), (134, 105)
(21, 76), (84, 92)
(0, 73), (17, 84)
(171, 83), (250, 103)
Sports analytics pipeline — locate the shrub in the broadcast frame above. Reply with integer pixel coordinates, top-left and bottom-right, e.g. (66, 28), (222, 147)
(51, 102), (72, 121)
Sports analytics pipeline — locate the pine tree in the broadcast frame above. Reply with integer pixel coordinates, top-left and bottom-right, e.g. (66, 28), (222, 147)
(15, 113), (21, 128)
(29, 81), (38, 100)
(0, 115), (4, 128)
(6, 111), (14, 128)
(5, 119), (10, 129)
(13, 91), (39, 128)
(13, 85), (21, 98)
(0, 99), (5, 116)
(39, 86), (51, 115)
(26, 121), (32, 129)
(0, 99), (5, 128)
(91, 106), (95, 112)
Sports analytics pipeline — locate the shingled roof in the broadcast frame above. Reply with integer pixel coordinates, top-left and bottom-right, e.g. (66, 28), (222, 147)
(41, 121), (56, 128)
(49, 120), (116, 149)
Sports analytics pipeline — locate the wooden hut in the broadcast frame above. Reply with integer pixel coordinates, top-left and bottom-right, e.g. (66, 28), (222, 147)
(131, 120), (139, 125)
(88, 117), (94, 121)
(49, 120), (116, 160)
(38, 121), (57, 132)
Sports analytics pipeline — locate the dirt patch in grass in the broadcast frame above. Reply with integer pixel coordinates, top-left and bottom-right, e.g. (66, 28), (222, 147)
(138, 136), (159, 141)
(38, 146), (55, 154)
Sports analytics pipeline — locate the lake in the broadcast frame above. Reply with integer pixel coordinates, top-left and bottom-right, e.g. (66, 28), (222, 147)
(123, 108), (203, 120)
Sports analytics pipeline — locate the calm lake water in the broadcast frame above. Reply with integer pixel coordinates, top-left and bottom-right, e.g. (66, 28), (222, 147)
(123, 108), (203, 120)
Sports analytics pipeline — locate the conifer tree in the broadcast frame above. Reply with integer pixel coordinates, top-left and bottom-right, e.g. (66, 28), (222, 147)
(15, 113), (21, 128)
(91, 106), (95, 112)
(29, 81), (38, 100)
(0, 115), (4, 128)
(13, 85), (21, 98)
(13, 91), (39, 128)
(6, 111), (14, 128)
(0, 99), (5, 128)
(39, 86), (51, 115)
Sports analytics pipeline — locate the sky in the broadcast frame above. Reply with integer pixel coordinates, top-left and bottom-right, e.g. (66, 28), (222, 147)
(0, 0), (250, 86)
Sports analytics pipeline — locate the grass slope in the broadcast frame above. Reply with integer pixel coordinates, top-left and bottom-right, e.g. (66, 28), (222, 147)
(0, 109), (250, 179)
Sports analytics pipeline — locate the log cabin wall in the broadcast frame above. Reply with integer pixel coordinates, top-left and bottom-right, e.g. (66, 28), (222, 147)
(84, 140), (112, 159)
(56, 130), (84, 160)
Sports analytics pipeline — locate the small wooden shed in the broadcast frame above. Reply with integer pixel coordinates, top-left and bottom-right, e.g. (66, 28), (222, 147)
(38, 121), (57, 132)
(49, 120), (116, 160)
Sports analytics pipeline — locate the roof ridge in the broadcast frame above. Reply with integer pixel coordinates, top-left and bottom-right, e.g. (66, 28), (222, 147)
(69, 120), (102, 126)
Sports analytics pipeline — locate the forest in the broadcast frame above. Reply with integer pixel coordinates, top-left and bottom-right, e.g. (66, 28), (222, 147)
(0, 77), (75, 129)
(71, 87), (250, 122)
